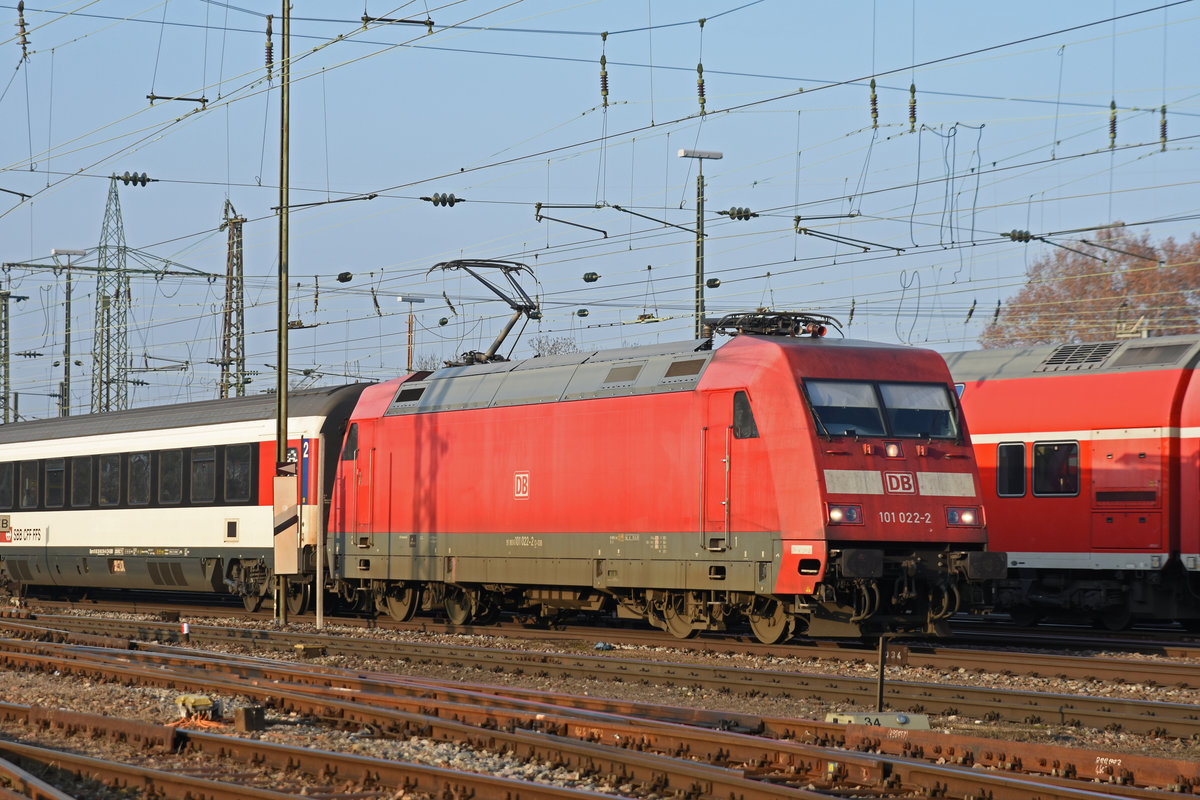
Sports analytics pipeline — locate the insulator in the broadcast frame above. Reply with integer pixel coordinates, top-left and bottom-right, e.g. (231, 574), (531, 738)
(848, 299), (856, 326)
(705, 278), (721, 289)
(909, 83), (917, 133)
(528, 310), (542, 320)
(265, 15), (274, 77)
(697, 63), (706, 115)
(965, 299), (976, 324)
(992, 300), (1001, 325)
(430, 192), (457, 207)
(438, 317), (448, 326)
(576, 309), (589, 317)
(1160, 105), (1167, 152)
(870, 78), (878, 129)
(1007, 229), (1032, 243)
(583, 272), (600, 283)
(1109, 100), (1117, 149)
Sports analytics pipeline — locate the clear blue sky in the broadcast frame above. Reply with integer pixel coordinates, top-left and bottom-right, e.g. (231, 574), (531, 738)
(1, 1), (1197, 418)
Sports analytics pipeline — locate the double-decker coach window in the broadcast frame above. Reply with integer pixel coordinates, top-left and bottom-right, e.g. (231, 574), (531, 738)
(996, 443), (1025, 497)
(71, 457), (92, 507)
(733, 391), (760, 439)
(805, 381), (887, 437)
(98, 454), (121, 507)
(225, 444), (252, 503)
(191, 447), (216, 503)
(45, 459), (65, 509)
(159, 450), (182, 505)
(128, 452), (151, 506)
(0, 463), (12, 510)
(19, 462), (38, 509)
(878, 382), (958, 439)
(1033, 441), (1079, 496)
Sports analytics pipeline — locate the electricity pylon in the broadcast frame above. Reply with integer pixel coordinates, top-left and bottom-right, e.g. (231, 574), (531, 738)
(219, 200), (247, 398)
(93, 176), (131, 413)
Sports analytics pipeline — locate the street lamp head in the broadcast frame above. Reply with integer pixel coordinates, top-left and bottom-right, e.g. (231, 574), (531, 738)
(678, 149), (723, 160)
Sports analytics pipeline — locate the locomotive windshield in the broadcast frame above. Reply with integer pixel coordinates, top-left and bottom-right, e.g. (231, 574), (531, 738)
(805, 380), (958, 439)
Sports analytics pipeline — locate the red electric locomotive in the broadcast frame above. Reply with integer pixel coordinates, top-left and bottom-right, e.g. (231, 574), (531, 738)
(329, 311), (1003, 641)
(945, 336), (1200, 630)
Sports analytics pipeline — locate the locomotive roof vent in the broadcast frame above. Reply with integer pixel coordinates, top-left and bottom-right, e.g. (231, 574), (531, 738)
(708, 310), (843, 339)
(1036, 341), (1120, 372)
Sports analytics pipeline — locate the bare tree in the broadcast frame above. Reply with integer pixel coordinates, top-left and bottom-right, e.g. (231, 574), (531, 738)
(979, 225), (1200, 347)
(526, 335), (580, 357)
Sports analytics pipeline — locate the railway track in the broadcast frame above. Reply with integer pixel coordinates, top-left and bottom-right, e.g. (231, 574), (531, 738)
(5, 612), (1200, 738)
(23, 598), (1200, 685)
(1, 617), (1198, 798)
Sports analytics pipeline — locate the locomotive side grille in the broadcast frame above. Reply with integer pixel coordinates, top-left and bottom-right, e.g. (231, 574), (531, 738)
(1036, 342), (1120, 371)
(1096, 490), (1157, 503)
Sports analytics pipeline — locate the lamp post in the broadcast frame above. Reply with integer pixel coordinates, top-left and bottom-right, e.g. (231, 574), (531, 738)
(398, 295), (426, 372)
(51, 248), (86, 417)
(678, 148), (723, 339)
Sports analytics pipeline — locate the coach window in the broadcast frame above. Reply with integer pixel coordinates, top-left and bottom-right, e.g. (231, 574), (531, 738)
(1033, 441), (1079, 496)
(45, 459), (65, 509)
(996, 443), (1025, 497)
(191, 447), (216, 504)
(225, 444), (252, 503)
(71, 457), (92, 508)
(128, 452), (151, 506)
(733, 391), (760, 439)
(0, 463), (13, 510)
(159, 450), (183, 505)
(98, 454), (121, 507)
(19, 462), (38, 509)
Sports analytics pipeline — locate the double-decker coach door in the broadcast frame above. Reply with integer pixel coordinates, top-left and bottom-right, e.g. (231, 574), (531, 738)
(701, 391), (734, 551)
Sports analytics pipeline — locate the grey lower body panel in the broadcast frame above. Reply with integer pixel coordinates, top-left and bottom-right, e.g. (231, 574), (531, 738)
(333, 530), (781, 594)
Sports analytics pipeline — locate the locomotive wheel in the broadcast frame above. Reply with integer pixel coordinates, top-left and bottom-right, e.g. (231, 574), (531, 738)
(659, 594), (698, 640)
(748, 598), (794, 645)
(385, 584), (419, 622)
(474, 595), (502, 625)
(443, 586), (474, 626)
(242, 593), (263, 613)
(285, 579), (311, 616)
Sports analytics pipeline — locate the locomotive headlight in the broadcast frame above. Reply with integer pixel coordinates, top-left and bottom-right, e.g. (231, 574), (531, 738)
(946, 506), (981, 527)
(827, 503), (863, 525)
(884, 442), (903, 458)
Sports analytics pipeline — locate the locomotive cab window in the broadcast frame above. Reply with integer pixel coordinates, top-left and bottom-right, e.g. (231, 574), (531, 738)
(44, 459), (65, 509)
(0, 463), (12, 510)
(804, 381), (886, 437)
(1033, 441), (1079, 496)
(19, 461), (38, 509)
(71, 457), (92, 508)
(159, 450), (183, 505)
(996, 443), (1025, 497)
(341, 423), (359, 461)
(878, 382), (958, 439)
(733, 391), (759, 439)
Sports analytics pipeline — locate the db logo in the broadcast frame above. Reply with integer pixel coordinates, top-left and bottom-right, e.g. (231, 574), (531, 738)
(883, 472), (916, 494)
(513, 471), (530, 499)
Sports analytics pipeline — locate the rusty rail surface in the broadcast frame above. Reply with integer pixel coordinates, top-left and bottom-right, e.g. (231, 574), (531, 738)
(2, 623), (1199, 796)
